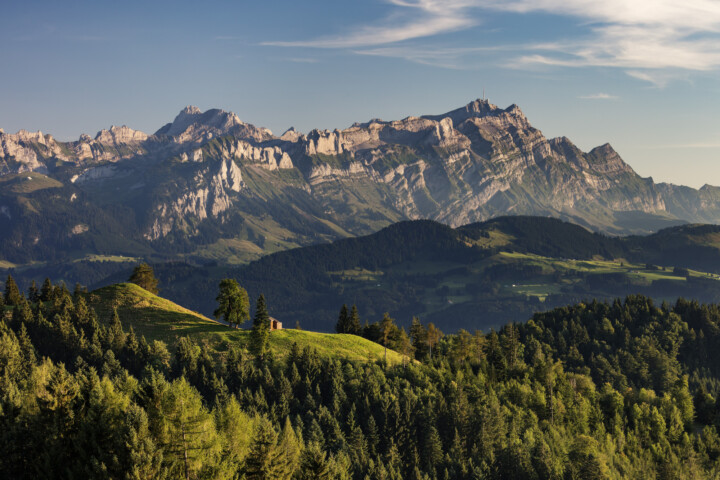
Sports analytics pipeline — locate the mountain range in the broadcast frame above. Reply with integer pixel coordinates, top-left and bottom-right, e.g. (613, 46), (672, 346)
(2, 98), (719, 273)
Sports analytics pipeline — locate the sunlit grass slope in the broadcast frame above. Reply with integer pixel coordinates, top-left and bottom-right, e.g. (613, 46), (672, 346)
(88, 283), (403, 364)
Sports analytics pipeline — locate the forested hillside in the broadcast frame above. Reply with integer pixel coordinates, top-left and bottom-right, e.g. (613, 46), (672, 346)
(1, 279), (720, 479)
(81, 217), (720, 333)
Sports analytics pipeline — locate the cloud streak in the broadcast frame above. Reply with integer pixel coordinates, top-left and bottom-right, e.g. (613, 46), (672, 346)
(578, 93), (618, 100)
(262, 0), (477, 49)
(262, 0), (720, 82)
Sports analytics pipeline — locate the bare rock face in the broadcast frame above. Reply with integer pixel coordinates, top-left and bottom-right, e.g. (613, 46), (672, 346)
(94, 125), (149, 145)
(144, 156), (245, 240)
(305, 129), (345, 156)
(0, 129), (65, 173)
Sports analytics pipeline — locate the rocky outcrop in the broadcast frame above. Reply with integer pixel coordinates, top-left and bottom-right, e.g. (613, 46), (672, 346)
(0, 129), (65, 173)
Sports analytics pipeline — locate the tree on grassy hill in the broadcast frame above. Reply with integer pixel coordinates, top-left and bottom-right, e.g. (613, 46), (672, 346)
(335, 304), (350, 333)
(348, 305), (361, 335)
(250, 295), (270, 360)
(380, 313), (395, 363)
(426, 322), (443, 360)
(4, 274), (22, 306)
(129, 263), (159, 295)
(409, 317), (428, 359)
(214, 279), (250, 329)
(336, 304), (362, 334)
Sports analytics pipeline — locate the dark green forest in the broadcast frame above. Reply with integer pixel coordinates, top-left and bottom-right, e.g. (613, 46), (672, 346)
(2, 277), (720, 479)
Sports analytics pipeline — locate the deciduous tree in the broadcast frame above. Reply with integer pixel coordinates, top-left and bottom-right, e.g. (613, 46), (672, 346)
(214, 279), (250, 329)
(129, 263), (159, 295)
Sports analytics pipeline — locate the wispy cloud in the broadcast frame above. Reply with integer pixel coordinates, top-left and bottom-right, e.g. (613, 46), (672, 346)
(578, 93), (618, 100)
(262, 0), (720, 84)
(262, 0), (478, 49)
(354, 44), (509, 69)
(644, 142), (720, 149)
(283, 57), (320, 64)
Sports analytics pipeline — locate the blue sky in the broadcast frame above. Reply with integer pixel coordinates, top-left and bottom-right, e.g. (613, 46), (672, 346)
(1, 0), (719, 187)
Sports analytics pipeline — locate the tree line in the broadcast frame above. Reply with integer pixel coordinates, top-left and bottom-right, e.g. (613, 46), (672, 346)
(1, 276), (720, 478)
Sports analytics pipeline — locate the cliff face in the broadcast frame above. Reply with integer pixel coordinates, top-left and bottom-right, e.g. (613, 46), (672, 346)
(0, 99), (712, 264)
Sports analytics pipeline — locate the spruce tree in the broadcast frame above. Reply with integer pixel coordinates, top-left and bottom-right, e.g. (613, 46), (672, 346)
(128, 263), (159, 295)
(4, 274), (22, 306)
(335, 304), (349, 333)
(298, 442), (331, 480)
(380, 312), (395, 363)
(27, 280), (40, 303)
(426, 322), (443, 360)
(250, 295), (270, 360)
(276, 417), (301, 478)
(409, 317), (428, 359)
(40, 277), (53, 302)
(244, 417), (282, 480)
(348, 305), (361, 335)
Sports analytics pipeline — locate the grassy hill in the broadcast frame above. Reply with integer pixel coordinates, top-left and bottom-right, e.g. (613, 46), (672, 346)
(87, 283), (404, 364)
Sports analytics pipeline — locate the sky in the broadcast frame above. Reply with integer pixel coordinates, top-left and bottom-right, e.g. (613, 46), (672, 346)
(1, 0), (719, 188)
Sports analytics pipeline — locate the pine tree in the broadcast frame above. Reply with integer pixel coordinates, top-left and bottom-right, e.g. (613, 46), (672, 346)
(129, 263), (159, 295)
(335, 304), (350, 333)
(380, 312), (395, 363)
(250, 295), (270, 360)
(213, 279), (250, 328)
(426, 322), (443, 360)
(397, 328), (414, 366)
(40, 277), (53, 302)
(4, 274), (22, 306)
(244, 417), (283, 480)
(28, 280), (40, 303)
(409, 317), (428, 359)
(298, 442), (331, 480)
(144, 377), (220, 479)
(276, 417), (301, 479)
(348, 305), (361, 335)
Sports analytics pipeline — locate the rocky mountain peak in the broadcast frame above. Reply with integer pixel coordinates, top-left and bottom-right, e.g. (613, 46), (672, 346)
(94, 125), (149, 145)
(280, 127), (302, 142)
(155, 106), (272, 144)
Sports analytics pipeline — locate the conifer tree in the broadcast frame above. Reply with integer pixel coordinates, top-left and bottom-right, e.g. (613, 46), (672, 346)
(250, 295), (270, 360)
(298, 442), (331, 480)
(276, 417), (301, 479)
(128, 263), (159, 295)
(40, 277), (53, 302)
(378, 313), (396, 363)
(4, 274), (22, 306)
(409, 317), (428, 359)
(335, 304), (349, 333)
(397, 328), (414, 366)
(426, 323), (443, 360)
(244, 417), (283, 480)
(27, 280), (40, 303)
(348, 305), (361, 335)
